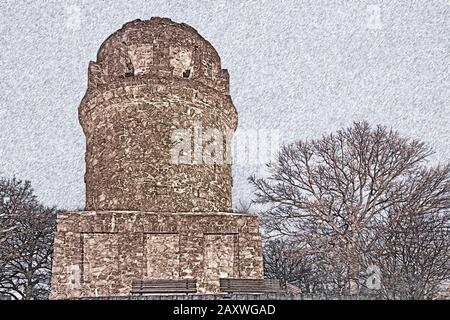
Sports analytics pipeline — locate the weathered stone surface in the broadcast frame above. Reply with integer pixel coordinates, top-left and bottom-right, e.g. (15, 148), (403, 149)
(80, 17), (237, 212)
(50, 211), (263, 298)
(51, 18), (264, 299)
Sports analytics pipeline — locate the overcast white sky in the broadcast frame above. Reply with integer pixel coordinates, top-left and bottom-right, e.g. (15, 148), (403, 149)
(0, 0), (448, 210)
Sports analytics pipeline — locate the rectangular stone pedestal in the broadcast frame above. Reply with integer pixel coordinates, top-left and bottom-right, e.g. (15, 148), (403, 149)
(50, 211), (264, 299)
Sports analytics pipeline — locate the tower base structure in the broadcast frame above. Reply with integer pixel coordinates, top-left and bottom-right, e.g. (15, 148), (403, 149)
(50, 211), (264, 299)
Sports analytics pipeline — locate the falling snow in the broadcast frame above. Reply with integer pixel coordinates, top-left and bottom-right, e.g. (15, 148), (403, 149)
(0, 0), (449, 210)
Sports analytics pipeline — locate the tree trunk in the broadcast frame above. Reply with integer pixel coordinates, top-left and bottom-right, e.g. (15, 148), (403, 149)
(347, 241), (360, 296)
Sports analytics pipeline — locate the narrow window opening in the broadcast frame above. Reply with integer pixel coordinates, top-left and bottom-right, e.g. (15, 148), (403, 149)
(182, 69), (191, 78)
(125, 61), (134, 77)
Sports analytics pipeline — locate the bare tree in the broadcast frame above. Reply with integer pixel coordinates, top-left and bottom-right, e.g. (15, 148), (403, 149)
(234, 199), (253, 214)
(263, 237), (352, 295)
(263, 238), (304, 285)
(250, 121), (450, 296)
(368, 166), (450, 299)
(0, 177), (57, 300)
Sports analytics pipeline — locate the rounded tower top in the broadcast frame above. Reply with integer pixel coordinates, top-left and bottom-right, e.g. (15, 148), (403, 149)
(80, 18), (237, 213)
(88, 17), (230, 94)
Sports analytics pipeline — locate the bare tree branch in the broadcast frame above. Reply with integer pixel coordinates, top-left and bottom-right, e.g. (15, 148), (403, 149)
(250, 121), (449, 298)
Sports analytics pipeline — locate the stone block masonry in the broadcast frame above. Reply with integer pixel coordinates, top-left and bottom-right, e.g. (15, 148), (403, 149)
(51, 17), (264, 299)
(50, 211), (263, 298)
(80, 17), (237, 212)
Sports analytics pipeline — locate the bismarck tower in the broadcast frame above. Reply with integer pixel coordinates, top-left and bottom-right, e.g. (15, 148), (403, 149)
(50, 18), (264, 299)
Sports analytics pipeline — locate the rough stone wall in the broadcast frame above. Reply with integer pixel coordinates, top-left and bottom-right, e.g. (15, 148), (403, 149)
(50, 211), (263, 299)
(80, 18), (237, 212)
(51, 18), (265, 299)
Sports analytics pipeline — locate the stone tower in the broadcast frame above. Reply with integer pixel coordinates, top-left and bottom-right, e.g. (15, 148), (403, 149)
(80, 18), (237, 213)
(50, 18), (263, 299)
